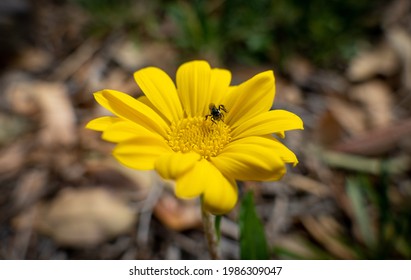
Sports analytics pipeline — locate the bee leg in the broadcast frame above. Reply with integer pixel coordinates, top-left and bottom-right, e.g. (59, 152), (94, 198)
(219, 105), (227, 113)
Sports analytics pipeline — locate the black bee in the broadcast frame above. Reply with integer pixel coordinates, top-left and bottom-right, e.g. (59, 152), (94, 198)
(205, 103), (227, 123)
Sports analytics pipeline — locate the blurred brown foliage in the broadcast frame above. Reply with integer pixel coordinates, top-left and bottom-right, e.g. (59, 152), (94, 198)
(1, 0), (411, 259)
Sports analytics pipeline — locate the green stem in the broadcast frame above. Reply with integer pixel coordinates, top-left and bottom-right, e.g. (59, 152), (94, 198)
(201, 205), (220, 259)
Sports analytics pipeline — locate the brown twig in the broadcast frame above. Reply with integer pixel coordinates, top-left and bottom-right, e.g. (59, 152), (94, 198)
(201, 205), (220, 260)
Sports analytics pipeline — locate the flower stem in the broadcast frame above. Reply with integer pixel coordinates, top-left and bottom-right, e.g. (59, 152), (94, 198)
(201, 205), (220, 259)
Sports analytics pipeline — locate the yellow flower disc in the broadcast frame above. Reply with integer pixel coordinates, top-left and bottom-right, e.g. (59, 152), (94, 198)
(167, 117), (231, 159)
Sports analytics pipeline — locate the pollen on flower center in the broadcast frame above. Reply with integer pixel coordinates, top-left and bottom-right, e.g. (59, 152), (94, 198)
(166, 117), (231, 158)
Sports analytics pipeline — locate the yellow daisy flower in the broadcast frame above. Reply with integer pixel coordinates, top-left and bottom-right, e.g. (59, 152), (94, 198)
(86, 60), (303, 214)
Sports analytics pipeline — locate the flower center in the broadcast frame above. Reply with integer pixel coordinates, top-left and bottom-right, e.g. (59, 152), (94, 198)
(166, 117), (231, 159)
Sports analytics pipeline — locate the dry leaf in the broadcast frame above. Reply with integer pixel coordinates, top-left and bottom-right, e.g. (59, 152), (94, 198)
(13, 47), (53, 72)
(36, 188), (136, 247)
(5, 79), (77, 147)
(276, 78), (304, 105)
(347, 43), (398, 81)
(349, 80), (394, 128)
(284, 56), (314, 85)
(327, 96), (367, 135)
(34, 82), (77, 147)
(314, 110), (343, 147)
(386, 26), (411, 90)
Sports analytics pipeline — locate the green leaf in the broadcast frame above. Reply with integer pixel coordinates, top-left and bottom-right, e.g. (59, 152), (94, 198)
(214, 215), (222, 242)
(239, 191), (269, 259)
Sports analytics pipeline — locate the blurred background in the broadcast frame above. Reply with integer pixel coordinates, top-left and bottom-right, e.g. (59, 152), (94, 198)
(1, 0), (411, 259)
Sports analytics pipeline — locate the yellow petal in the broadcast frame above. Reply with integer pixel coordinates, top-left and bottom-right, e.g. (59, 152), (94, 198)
(94, 90), (169, 138)
(113, 136), (172, 170)
(137, 95), (166, 120)
(224, 71), (275, 128)
(134, 67), (183, 123)
(155, 152), (201, 180)
(231, 110), (303, 140)
(208, 68), (232, 111)
(276, 131), (285, 138)
(202, 168), (238, 215)
(102, 120), (163, 143)
(175, 159), (238, 214)
(85, 116), (120, 131)
(174, 159), (210, 199)
(211, 136), (294, 181)
(176, 61), (211, 117)
(264, 135), (299, 166)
